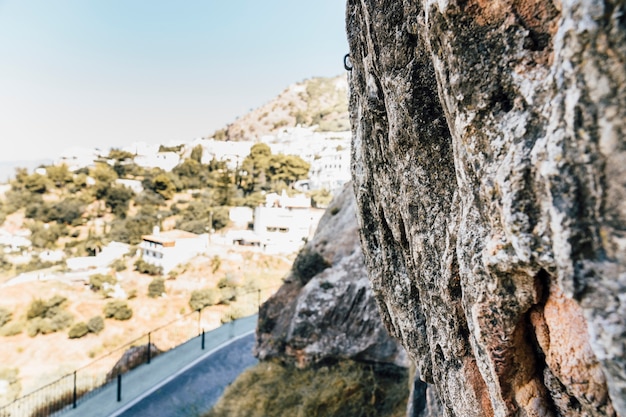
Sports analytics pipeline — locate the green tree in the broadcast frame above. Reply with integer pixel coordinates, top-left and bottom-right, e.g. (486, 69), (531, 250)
(152, 174), (176, 200)
(240, 143), (272, 194)
(104, 186), (134, 218)
(266, 154), (310, 185)
(107, 148), (135, 162)
(90, 163), (119, 199)
(45, 164), (72, 188)
(23, 173), (49, 194)
(190, 145), (204, 163)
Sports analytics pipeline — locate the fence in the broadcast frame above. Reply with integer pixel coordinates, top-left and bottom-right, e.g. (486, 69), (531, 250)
(0, 286), (277, 417)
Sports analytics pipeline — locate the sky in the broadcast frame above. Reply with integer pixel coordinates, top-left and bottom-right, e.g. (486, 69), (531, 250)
(0, 0), (349, 163)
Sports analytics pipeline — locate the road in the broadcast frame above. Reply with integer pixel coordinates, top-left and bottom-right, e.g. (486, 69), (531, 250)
(58, 315), (258, 417)
(113, 333), (256, 417)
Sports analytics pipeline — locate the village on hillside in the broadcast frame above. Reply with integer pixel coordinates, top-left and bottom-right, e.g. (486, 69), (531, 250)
(0, 125), (351, 287)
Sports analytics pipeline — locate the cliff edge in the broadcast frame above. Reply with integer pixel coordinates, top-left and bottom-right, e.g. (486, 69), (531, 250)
(347, 1), (626, 416)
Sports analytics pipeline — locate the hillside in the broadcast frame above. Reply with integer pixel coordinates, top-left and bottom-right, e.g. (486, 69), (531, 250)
(212, 75), (349, 141)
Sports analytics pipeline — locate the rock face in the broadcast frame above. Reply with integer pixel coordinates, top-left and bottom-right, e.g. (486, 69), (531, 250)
(255, 184), (407, 368)
(347, 1), (626, 416)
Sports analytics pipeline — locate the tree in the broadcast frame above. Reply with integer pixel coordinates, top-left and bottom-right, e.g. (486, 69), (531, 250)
(23, 173), (49, 194)
(104, 186), (134, 218)
(45, 164), (72, 188)
(190, 145), (204, 163)
(90, 163), (119, 199)
(152, 174), (176, 200)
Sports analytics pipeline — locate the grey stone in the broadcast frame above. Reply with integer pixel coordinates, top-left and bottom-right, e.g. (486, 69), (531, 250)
(255, 184), (408, 368)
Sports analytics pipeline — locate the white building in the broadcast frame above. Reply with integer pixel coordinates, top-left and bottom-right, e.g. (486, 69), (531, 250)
(308, 146), (351, 191)
(134, 152), (180, 172)
(252, 191), (319, 252)
(66, 241), (130, 271)
(140, 228), (207, 273)
(200, 139), (254, 170)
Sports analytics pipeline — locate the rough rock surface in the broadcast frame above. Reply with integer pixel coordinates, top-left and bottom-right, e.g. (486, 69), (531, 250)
(254, 184), (408, 368)
(347, 1), (626, 416)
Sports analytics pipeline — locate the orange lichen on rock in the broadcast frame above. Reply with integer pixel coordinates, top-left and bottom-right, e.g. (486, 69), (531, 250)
(530, 283), (615, 412)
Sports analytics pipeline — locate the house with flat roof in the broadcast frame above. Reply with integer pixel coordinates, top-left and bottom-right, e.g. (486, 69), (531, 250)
(140, 228), (207, 273)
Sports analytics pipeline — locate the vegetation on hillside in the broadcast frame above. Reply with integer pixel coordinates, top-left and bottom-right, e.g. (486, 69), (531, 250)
(212, 75), (349, 141)
(205, 360), (409, 417)
(0, 143), (310, 265)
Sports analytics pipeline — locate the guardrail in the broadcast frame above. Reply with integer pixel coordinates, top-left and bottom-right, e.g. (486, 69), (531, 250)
(0, 286), (276, 417)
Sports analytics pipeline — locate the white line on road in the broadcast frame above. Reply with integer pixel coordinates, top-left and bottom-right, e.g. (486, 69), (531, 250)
(108, 330), (255, 417)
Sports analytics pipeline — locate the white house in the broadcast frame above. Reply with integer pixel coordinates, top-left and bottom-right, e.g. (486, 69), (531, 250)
(134, 152), (180, 171)
(252, 191), (319, 252)
(200, 139), (254, 170)
(140, 228), (207, 273)
(66, 241), (130, 271)
(308, 146), (351, 191)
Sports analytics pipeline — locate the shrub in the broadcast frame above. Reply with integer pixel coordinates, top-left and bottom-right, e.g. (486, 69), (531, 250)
(87, 316), (105, 334)
(219, 287), (237, 305)
(148, 278), (166, 298)
(205, 360), (409, 417)
(0, 322), (23, 337)
(292, 249), (330, 284)
(89, 274), (117, 292)
(134, 259), (163, 276)
(68, 322), (89, 339)
(109, 258), (127, 272)
(27, 310), (74, 337)
(189, 288), (219, 311)
(26, 295), (67, 320)
(0, 307), (12, 327)
(103, 301), (133, 321)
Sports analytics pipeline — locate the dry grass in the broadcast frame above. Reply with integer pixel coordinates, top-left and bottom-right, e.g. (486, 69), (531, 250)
(205, 360), (409, 417)
(0, 247), (291, 404)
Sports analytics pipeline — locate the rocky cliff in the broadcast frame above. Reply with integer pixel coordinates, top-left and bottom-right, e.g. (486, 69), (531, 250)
(255, 183), (407, 368)
(347, 1), (625, 416)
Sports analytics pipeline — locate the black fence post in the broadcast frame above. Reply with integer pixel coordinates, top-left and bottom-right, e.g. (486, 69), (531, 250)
(117, 374), (122, 402)
(201, 329), (205, 350)
(197, 308), (202, 335)
(147, 332), (152, 364)
(73, 371), (77, 408)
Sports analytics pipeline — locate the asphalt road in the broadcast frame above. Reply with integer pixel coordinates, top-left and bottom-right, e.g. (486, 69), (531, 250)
(114, 333), (256, 417)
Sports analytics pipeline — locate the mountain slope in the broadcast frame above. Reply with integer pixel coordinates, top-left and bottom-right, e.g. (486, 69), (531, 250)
(212, 75), (349, 141)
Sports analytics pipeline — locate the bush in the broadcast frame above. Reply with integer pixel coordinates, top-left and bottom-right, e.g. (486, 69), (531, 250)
(27, 310), (73, 337)
(134, 259), (163, 276)
(89, 274), (117, 292)
(87, 316), (105, 334)
(205, 360), (409, 417)
(292, 249), (330, 284)
(26, 295), (67, 320)
(0, 322), (23, 337)
(148, 278), (166, 298)
(103, 301), (133, 321)
(219, 287), (237, 305)
(189, 288), (219, 311)
(68, 322), (89, 339)
(109, 258), (127, 272)
(0, 307), (12, 327)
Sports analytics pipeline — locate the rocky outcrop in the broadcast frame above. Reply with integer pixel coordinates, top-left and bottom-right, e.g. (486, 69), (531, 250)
(255, 184), (407, 368)
(347, 1), (625, 416)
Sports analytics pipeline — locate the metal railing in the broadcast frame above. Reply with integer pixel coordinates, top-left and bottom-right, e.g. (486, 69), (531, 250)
(0, 286), (277, 417)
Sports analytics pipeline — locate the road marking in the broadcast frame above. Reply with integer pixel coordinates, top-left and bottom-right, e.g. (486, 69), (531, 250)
(108, 330), (255, 417)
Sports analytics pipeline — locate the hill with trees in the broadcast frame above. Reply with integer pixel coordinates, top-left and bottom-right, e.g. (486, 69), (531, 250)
(211, 75), (349, 141)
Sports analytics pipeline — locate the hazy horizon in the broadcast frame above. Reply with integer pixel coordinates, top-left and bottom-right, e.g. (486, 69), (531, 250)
(0, 1), (349, 163)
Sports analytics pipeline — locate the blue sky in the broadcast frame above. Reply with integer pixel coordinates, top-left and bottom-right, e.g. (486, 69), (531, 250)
(0, 1), (349, 162)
